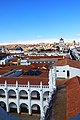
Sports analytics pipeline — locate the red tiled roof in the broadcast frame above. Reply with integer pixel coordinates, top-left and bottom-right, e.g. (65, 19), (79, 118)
(54, 58), (80, 69)
(66, 76), (80, 120)
(25, 55), (63, 59)
(11, 57), (18, 62)
(31, 63), (50, 70)
(0, 65), (49, 85)
(0, 65), (35, 71)
(0, 70), (11, 75)
(0, 77), (49, 85)
(56, 78), (67, 87)
(0, 62), (50, 71)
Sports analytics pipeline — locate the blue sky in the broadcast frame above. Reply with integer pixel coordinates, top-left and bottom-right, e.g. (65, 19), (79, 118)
(0, 0), (80, 44)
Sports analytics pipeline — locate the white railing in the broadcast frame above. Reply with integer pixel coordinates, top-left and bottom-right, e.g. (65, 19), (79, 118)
(0, 84), (5, 86)
(18, 85), (28, 87)
(7, 84), (16, 87)
(30, 85), (40, 88)
(0, 84), (49, 89)
(43, 86), (49, 88)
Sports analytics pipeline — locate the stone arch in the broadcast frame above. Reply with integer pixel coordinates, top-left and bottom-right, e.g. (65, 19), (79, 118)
(9, 102), (17, 113)
(0, 101), (6, 111)
(43, 91), (49, 100)
(31, 104), (40, 114)
(19, 90), (28, 99)
(20, 103), (28, 113)
(8, 89), (16, 98)
(0, 89), (5, 98)
(31, 90), (40, 100)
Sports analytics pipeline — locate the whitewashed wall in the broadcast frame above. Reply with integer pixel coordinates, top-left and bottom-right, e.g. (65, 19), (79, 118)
(56, 65), (80, 79)
(70, 67), (80, 78)
(56, 65), (70, 78)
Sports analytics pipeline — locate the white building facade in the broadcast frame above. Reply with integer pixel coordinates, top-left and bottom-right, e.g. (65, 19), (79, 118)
(59, 38), (65, 51)
(0, 68), (56, 120)
(56, 65), (80, 79)
(0, 56), (13, 65)
(54, 59), (80, 79)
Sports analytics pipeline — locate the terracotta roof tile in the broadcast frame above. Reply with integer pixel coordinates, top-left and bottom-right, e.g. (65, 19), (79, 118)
(54, 58), (80, 69)
(25, 56), (63, 59)
(56, 78), (67, 87)
(0, 77), (48, 85)
(0, 62), (50, 71)
(66, 76), (80, 120)
(0, 65), (49, 85)
(11, 57), (18, 62)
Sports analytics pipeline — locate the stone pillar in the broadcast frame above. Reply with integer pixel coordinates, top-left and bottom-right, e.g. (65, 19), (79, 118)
(16, 81), (20, 113)
(5, 81), (9, 112)
(49, 67), (57, 91)
(28, 81), (31, 115)
(49, 69), (53, 90)
(40, 82), (45, 120)
(52, 67), (56, 90)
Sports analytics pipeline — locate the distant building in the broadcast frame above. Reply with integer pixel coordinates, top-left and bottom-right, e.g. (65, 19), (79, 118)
(54, 58), (80, 79)
(19, 59), (31, 65)
(1, 46), (6, 53)
(59, 38), (65, 51)
(0, 56), (13, 65)
(15, 46), (24, 53)
(9, 46), (24, 54)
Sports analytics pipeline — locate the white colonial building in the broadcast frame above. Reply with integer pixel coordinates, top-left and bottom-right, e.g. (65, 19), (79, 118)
(54, 58), (80, 79)
(59, 38), (65, 51)
(0, 56), (13, 65)
(0, 67), (56, 120)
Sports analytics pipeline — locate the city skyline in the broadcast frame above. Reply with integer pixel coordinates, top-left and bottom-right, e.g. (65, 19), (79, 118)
(0, 0), (80, 44)
(0, 38), (80, 45)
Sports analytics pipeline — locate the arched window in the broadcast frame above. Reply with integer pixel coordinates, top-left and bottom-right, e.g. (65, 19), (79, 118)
(0, 101), (6, 111)
(31, 104), (40, 114)
(0, 89), (5, 98)
(8, 90), (16, 98)
(20, 103), (28, 113)
(9, 102), (17, 113)
(31, 91), (40, 100)
(19, 90), (28, 99)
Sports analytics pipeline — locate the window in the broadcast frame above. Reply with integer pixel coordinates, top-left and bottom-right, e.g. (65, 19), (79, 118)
(56, 70), (59, 72)
(63, 70), (65, 72)
(67, 70), (70, 78)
